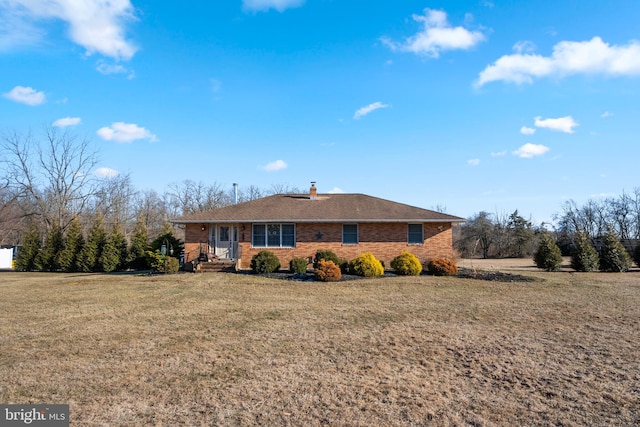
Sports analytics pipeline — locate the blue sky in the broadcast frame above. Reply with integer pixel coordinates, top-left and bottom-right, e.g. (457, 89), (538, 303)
(2, 0), (640, 224)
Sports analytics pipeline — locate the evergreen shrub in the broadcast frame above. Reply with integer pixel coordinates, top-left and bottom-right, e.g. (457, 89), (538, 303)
(570, 233), (599, 272)
(391, 251), (423, 276)
(599, 229), (631, 272)
(251, 250), (281, 274)
(533, 233), (563, 271)
(349, 252), (384, 277)
(289, 257), (308, 274)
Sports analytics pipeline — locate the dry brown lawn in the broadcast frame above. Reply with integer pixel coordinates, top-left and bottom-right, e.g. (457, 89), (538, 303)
(1, 262), (639, 426)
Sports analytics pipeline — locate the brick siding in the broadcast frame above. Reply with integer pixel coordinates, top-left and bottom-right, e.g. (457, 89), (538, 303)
(185, 221), (455, 270)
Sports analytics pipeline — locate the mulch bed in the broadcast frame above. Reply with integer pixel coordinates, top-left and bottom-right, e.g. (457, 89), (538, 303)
(253, 269), (538, 283)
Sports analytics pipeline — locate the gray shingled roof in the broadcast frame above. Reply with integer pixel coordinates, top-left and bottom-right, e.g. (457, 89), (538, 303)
(172, 193), (464, 223)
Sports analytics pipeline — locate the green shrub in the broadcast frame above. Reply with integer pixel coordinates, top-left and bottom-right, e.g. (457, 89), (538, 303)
(313, 250), (340, 268)
(289, 257), (308, 274)
(349, 252), (384, 277)
(599, 229), (631, 272)
(570, 233), (599, 272)
(251, 250), (281, 274)
(533, 233), (563, 271)
(427, 258), (458, 276)
(163, 256), (180, 274)
(314, 259), (342, 282)
(391, 251), (422, 276)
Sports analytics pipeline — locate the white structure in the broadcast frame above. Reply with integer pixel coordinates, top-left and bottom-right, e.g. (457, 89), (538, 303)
(0, 248), (13, 269)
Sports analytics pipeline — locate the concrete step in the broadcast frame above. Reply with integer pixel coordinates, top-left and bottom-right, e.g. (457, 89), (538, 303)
(197, 260), (236, 272)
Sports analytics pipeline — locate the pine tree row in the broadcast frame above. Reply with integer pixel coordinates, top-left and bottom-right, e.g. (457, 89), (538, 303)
(14, 217), (181, 273)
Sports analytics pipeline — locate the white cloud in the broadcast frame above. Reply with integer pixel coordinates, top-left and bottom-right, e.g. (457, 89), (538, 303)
(601, 111), (613, 118)
(327, 187), (345, 194)
(3, 85), (45, 105)
(513, 143), (550, 158)
(491, 150), (507, 157)
(96, 60), (135, 78)
(0, 0), (137, 61)
(53, 117), (81, 127)
(513, 40), (536, 54)
(353, 102), (389, 120)
(534, 115), (578, 133)
(520, 126), (536, 135)
(382, 8), (485, 58)
(97, 122), (157, 143)
(262, 159), (287, 172)
(242, 0), (304, 12)
(467, 158), (480, 166)
(94, 167), (119, 178)
(476, 37), (640, 86)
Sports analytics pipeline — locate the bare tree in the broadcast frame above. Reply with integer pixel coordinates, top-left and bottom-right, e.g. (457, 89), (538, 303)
(167, 180), (232, 215)
(1, 127), (98, 232)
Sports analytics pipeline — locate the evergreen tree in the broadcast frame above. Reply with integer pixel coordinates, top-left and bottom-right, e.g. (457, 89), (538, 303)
(58, 217), (84, 272)
(77, 218), (106, 272)
(35, 225), (64, 271)
(150, 222), (183, 259)
(14, 223), (41, 271)
(533, 232), (563, 271)
(127, 217), (149, 270)
(570, 232), (599, 272)
(507, 210), (535, 257)
(100, 224), (128, 272)
(599, 228), (632, 272)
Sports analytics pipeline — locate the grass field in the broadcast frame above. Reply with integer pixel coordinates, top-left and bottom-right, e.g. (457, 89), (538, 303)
(1, 262), (639, 426)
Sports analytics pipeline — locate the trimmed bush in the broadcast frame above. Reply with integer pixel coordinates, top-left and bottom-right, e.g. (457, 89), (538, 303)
(391, 251), (423, 276)
(251, 250), (281, 274)
(313, 250), (340, 268)
(289, 257), (308, 274)
(349, 252), (384, 277)
(570, 233), (599, 272)
(534, 233), (563, 271)
(427, 258), (458, 276)
(163, 256), (180, 274)
(314, 259), (342, 282)
(599, 229), (631, 272)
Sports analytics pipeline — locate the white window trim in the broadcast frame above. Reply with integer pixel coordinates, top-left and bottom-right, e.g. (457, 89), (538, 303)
(252, 223), (296, 248)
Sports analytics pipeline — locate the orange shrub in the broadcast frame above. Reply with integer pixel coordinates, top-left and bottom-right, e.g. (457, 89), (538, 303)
(314, 260), (342, 282)
(427, 258), (458, 276)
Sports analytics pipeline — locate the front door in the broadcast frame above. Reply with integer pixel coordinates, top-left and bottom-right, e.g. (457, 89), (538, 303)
(215, 225), (237, 259)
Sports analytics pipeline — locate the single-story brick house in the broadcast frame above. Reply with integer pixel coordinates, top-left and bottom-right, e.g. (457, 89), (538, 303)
(172, 183), (464, 270)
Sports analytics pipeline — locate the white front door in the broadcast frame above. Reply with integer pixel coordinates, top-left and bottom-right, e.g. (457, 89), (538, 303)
(215, 225), (237, 259)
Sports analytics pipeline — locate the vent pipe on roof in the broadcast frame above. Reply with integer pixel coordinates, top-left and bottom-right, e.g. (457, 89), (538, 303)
(310, 182), (317, 200)
(233, 183), (238, 204)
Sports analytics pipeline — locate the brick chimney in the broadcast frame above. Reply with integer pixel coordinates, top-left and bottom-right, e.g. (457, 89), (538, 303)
(310, 182), (317, 200)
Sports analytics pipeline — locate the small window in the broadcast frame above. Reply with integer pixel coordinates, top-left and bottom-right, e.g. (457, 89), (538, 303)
(342, 224), (358, 244)
(408, 224), (423, 244)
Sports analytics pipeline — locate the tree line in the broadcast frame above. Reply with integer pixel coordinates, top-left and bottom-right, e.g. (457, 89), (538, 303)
(455, 189), (640, 266)
(0, 127), (301, 271)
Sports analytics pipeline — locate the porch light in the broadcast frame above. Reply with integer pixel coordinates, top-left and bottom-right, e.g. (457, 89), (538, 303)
(201, 224), (206, 231)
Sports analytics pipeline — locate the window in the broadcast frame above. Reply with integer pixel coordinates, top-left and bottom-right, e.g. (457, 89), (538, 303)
(252, 224), (295, 248)
(342, 224), (358, 244)
(408, 224), (423, 244)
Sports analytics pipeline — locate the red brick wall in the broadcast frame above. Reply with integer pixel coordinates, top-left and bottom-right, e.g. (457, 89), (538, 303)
(184, 222), (454, 269)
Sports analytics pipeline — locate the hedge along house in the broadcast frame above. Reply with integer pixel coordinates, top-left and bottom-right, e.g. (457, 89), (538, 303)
(172, 183), (465, 270)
